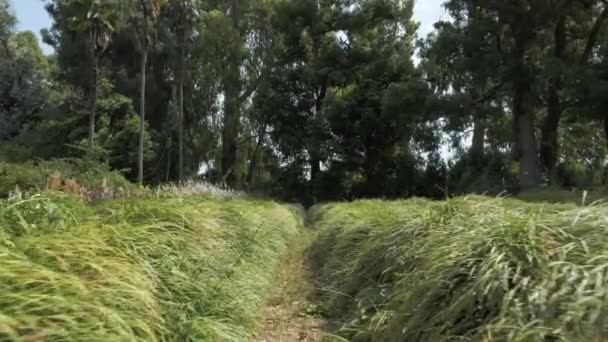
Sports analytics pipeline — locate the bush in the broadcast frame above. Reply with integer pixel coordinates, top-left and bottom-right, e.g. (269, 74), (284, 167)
(0, 159), (131, 196)
(311, 196), (608, 341)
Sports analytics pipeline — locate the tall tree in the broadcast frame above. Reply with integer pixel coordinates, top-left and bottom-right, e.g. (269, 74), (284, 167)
(0, 3), (49, 144)
(439, 0), (555, 189)
(539, 1), (608, 180)
(62, 0), (122, 148)
(132, 0), (163, 184)
(199, 0), (268, 187)
(166, 0), (199, 181)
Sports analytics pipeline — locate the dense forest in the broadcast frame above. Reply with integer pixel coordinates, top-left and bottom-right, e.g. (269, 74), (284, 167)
(2, 0), (608, 204)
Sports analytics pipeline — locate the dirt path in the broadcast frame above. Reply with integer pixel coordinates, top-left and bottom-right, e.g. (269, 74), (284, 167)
(254, 231), (335, 342)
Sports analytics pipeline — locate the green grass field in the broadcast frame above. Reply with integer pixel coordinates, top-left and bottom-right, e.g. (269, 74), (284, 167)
(2, 186), (608, 341)
(310, 196), (608, 341)
(0, 192), (302, 341)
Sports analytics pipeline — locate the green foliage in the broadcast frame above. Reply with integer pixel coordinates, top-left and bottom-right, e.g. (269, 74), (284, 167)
(311, 196), (608, 341)
(6, 0), (608, 197)
(0, 27), (50, 142)
(448, 150), (518, 195)
(0, 0), (15, 50)
(95, 82), (158, 177)
(0, 193), (301, 340)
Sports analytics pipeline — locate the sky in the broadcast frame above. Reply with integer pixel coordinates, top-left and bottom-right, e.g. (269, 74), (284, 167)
(11, 0), (53, 54)
(13, 0), (447, 55)
(413, 0), (447, 39)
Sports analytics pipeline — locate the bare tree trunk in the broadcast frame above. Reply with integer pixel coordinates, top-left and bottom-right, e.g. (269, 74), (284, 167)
(177, 60), (184, 182)
(221, 69), (240, 187)
(540, 81), (562, 182)
(178, 42), (185, 182)
(513, 77), (542, 190)
(246, 123), (267, 187)
(540, 17), (565, 183)
(138, 48), (147, 184)
(471, 116), (485, 161)
(604, 115), (608, 152)
(166, 136), (172, 182)
(88, 30), (98, 148)
(221, 0), (242, 188)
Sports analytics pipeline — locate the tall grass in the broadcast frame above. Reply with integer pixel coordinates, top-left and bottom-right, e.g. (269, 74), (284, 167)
(0, 160), (132, 196)
(311, 196), (608, 341)
(0, 192), (302, 341)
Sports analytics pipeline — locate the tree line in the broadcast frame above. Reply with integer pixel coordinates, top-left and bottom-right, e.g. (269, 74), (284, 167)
(2, 0), (608, 204)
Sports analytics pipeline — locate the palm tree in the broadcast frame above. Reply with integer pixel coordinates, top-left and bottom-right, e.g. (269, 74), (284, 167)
(65, 0), (121, 148)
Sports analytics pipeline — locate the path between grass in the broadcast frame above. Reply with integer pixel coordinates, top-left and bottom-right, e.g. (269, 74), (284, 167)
(253, 228), (341, 342)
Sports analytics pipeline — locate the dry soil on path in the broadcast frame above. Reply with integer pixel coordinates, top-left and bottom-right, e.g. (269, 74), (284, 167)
(253, 230), (339, 342)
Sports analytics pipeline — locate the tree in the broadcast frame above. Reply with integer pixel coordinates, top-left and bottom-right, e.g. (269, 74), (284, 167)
(436, 0), (558, 190)
(166, 0), (199, 182)
(61, 0), (122, 148)
(539, 1), (608, 180)
(131, 0), (164, 184)
(0, 3), (50, 144)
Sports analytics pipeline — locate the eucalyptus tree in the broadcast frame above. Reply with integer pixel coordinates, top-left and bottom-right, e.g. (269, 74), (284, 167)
(165, 0), (201, 181)
(130, 0), (164, 184)
(198, 0), (273, 187)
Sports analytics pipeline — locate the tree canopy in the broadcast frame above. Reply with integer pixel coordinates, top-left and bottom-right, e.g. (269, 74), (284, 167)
(3, 0), (608, 204)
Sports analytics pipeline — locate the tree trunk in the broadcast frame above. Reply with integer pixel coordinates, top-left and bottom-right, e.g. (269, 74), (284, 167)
(309, 154), (321, 201)
(88, 30), (98, 148)
(246, 123), (267, 187)
(138, 48), (147, 184)
(221, 64), (241, 188)
(540, 82), (562, 182)
(604, 115), (608, 152)
(166, 136), (172, 182)
(177, 35), (185, 182)
(220, 0), (242, 188)
(471, 116), (485, 161)
(513, 77), (542, 190)
(540, 18), (565, 183)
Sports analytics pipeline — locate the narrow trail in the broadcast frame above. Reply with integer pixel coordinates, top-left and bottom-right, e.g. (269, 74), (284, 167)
(253, 228), (336, 342)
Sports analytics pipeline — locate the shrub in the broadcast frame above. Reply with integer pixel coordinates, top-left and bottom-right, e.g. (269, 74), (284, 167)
(0, 159), (131, 196)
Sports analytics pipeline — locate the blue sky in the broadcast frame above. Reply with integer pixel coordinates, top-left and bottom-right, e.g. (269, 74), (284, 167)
(11, 0), (53, 54)
(13, 0), (446, 55)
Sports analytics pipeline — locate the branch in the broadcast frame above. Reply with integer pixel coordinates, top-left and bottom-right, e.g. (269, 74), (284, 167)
(472, 79), (507, 105)
(238, 71), (265, 104)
